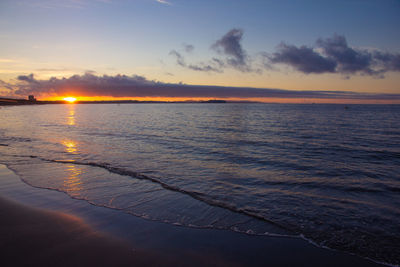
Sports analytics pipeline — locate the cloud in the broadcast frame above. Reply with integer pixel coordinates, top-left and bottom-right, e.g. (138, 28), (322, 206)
(267, 34), (400, 77)
(156, 0), (171, 5)
(170, 28), (255, 73)
(169, 50), (222, 72)
(183, 44), (194, 53)
(169, 50), (186, 67)
(211, 28), (251, 71)
(269, 43), (337, 74)
(186, 63), (222, 73)
(3, 72), (399, 101)
(211, 58), (225, 68)
(316, 35), (374, 75)
(17, 74), (36, 83)
(372, 51), (400, 72)
(171, 30), (400, 78)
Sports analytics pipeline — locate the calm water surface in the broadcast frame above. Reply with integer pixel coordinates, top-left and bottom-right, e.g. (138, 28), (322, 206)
(0, 103), (399, 265)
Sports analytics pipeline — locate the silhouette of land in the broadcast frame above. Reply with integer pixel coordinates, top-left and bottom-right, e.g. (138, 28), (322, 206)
(0, 97), (233, 106)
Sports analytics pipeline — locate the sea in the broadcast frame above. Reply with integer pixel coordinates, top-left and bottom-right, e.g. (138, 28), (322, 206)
(0, 103), (399, 265)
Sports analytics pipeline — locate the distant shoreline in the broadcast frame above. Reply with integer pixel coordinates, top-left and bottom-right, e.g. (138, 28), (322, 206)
(0, 98), (233, 105)
(1, 98), (399, 106)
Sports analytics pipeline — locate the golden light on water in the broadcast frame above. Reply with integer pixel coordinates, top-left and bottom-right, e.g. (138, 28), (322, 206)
(64, 164), (83, 193)
(63, 97), (77, 103)
(67, 105), (75, 126)
(62, 140), (77, 154)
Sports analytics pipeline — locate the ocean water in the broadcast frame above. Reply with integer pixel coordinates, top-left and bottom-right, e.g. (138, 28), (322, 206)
(0, 103), (399, 265)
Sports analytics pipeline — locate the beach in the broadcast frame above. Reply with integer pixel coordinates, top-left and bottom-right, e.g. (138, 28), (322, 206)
(0, 196), (166, 267)
(0, 164), (384, 266)
(2, 0), (400, 265)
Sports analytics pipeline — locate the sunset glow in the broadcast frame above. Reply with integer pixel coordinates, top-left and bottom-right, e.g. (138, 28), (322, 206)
(63, 97), (76, 103)
(1, 1), (400, 265)
(0, 1), (399, 103)
(41, 96), (400, 104)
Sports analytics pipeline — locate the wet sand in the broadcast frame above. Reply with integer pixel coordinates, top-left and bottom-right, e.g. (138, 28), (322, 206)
(0, 196), (170, 267)
(0, 164), (384, 266)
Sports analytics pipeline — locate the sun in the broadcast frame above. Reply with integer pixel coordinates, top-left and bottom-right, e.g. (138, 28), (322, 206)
(63, 97), (77, 103)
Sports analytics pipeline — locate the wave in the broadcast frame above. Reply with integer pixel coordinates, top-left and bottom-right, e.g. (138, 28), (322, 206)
(3, 157), (398, 266)
(18, 154), (291, 232)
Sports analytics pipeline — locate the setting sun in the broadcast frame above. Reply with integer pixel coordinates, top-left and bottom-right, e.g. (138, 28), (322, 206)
(63, 97), (76, 103)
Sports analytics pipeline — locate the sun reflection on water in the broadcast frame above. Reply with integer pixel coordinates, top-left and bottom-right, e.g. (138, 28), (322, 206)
(63, 164), (83, 192)
(67, 105), (75, 126)
(62, 140), (77, 154)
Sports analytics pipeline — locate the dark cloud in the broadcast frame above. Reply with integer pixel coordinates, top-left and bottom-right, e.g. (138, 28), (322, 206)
(170, 28), (254, 73)
(211, 28), (251, 71)
(267, 34), (400, 77)
(169, 50), (222, 72)
(373, 51), (400, 72)
(17, 73), (36, 83)
(269, 43), (337, 74)
(5, 72), (400, 101)
(183, 44), (194, 53)
(187, 63), (222, 73)
(169, 50), (186, 67)
(172, 31), (400, 77)
(211, 58), (225, 68)
(316, 34), (374, 74)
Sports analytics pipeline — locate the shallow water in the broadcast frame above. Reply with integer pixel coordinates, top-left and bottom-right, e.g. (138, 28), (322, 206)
(1, 103), (399, 265)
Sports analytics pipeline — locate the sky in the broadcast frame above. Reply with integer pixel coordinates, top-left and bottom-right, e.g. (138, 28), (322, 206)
(0, 0), (399, 103)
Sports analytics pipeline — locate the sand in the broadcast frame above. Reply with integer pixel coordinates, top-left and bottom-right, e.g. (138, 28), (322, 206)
(0, 196), (173, 267)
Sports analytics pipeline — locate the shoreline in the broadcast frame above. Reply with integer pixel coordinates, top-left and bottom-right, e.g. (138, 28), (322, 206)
(0, 164), (385, 266)
(0, 196), (181, 267)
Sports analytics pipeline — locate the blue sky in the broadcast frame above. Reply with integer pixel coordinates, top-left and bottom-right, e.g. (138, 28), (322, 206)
(1, 0), (399, 101)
